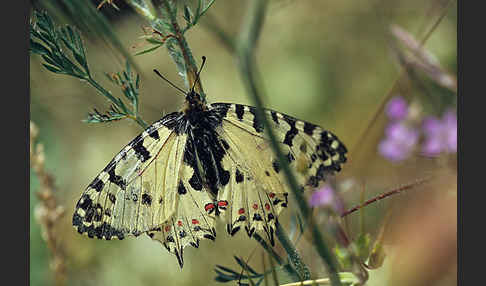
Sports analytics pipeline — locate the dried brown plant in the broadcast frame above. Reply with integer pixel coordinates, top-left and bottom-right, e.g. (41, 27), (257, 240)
(30, 121), (66, 286)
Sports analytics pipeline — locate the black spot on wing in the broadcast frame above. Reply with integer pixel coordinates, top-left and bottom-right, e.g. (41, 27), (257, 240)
(76, 194), (92, 211)
(108, 193), (116, 204)
(235, 104), (244, 121)
(272, 160), (280, 173)
(132, 136), (151, 162)
(286, 152), (295, 163)
(220, 170), (230, 186)
(183, 140), (204, 191)
(93, 204), (103, 222)
(89, 177), (104, 192)
(300, 143), (307, 153)
(120, 150), (127, 160)
(253, 213), (263, 221)
(303, 122), (317, 136)
(235, 168), (244, 183)
(179, 230), (187, 238)
(248, 106), (264, 133)
(307, 175), (319, 187)
(149, 129), (160, 140)
(221, 139), (230, 150)
(189, 172), (203, 191)
(107, 168), (126, 190)
(178, 180), (187, 195)
(271, 111), (279, 124)
(282, 115), (298, 147)
(142, 193), (152, 205)
(84, 207), (94, 223)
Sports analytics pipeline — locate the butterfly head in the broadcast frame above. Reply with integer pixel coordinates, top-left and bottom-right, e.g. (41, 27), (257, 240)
(153, 56), (208, 114)
(183, 89), (206, 113)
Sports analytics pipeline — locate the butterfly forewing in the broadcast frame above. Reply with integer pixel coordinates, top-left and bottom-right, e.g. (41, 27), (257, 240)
(211, 103), (347, 190)
(210, 102), (347, 244)
(73, 113), (182, 240)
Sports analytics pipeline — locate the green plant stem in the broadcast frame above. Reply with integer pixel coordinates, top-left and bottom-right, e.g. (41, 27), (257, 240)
(126, 0), (205, 99)
(235, 1), (341, 285)
(276, 223), (311, 281)
(160, 0), (202, 93)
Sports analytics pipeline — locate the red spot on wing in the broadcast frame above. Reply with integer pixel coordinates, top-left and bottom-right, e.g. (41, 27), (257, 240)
(205, 203), (215, 211)
(269, 192), (276, 198)
(192, 219), (199, 225)
(238, 208), (245, 215)
(265, 203), (270, 210)
(217, 200), (228, 207)
(177, 220), (183, 226)
(252, 203), (258, 210)
(164, 225), (171, 232)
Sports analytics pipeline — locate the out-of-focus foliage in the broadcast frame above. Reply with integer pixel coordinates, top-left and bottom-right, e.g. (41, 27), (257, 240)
(30, 0), (457, 285)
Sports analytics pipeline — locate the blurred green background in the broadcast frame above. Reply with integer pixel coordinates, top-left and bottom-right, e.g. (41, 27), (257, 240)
(30, 0), (457, 285)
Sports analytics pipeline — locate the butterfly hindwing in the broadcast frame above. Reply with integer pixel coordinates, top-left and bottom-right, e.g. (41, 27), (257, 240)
(147, 161), (217, 268)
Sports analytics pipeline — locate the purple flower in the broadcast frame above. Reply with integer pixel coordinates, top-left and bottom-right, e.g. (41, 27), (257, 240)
(421, 110), (457, 156)
(309, 185), (345, 214)
(378, 122), (419, 162)
(309, 186), (335, 207)
(385, 96), (409, 121)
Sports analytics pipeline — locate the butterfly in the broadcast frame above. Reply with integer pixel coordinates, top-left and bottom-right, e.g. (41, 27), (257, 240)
(72, 57), (348, 268)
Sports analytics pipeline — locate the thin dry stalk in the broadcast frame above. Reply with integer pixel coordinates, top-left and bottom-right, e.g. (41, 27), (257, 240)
(30, 121), (66, 286)
(340, 177), (431, 218)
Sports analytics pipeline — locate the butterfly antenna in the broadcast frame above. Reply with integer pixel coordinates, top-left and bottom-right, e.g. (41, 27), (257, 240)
(191, 56), (207, 93)
(153, 69), (187, 96)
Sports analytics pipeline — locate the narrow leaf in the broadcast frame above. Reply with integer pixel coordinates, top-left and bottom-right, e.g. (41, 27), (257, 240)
(134, 44), (163, 56)
(42, 64), (63, 74)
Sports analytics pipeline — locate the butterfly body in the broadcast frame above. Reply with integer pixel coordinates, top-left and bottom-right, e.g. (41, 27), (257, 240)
(73, 88), (347, 268)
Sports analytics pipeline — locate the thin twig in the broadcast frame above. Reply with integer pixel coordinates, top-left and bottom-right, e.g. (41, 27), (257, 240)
(160, 0), (203, 94)
(340, 177), (431, 218)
